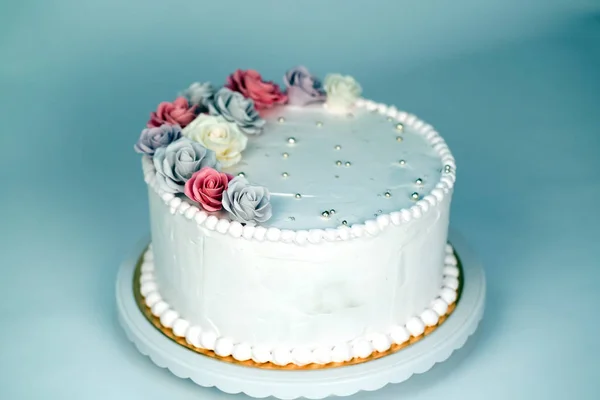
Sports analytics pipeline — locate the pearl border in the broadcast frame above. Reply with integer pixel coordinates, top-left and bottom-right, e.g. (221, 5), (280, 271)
(139, 243), (460, 367)
(141, 99), (456, 244)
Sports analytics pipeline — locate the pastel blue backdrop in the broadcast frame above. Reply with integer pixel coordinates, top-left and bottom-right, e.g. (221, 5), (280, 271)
(1, 1), (599, 399)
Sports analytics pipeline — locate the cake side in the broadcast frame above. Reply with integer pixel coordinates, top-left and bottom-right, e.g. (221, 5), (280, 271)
(148, 183), (451, 349)
(139, 242), (460, 366)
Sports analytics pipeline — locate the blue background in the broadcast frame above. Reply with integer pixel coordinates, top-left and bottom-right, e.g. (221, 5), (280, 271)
(1, 1), (599, 398)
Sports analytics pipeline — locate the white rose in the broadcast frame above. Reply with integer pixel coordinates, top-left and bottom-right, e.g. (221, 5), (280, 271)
(182, 114), (248, 168)
(323, 74), (362, 112)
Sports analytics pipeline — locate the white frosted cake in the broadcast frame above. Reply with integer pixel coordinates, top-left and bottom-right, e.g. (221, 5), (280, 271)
(134, 67), (459, 367)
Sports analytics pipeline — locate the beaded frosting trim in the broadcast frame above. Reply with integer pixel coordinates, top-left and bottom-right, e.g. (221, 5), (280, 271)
(138, 243), (460, 368)
(142, 98), (457, 244)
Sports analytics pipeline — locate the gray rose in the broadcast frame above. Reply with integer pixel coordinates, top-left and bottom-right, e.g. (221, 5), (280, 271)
(134, 123), (181, 156)
(222, 176), (272, 225)
(180, 82), (215, 110)
(284, 66), (325, 106)
(208, 88), (266, 135)
(153, 138), (220, 193)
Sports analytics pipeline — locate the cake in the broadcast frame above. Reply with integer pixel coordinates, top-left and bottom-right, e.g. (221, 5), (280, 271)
(134, 67), (459, 368)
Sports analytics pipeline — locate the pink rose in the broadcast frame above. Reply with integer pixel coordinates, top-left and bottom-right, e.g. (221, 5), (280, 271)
(184, 167), (233, 212)
(148, 97), (197, 128)
(225, 69), (288, 110)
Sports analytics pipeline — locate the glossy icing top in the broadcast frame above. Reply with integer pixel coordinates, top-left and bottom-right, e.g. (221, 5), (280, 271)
(223, 104), (443, 230)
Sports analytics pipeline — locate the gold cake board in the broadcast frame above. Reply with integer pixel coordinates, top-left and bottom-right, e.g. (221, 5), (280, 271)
(133, 249), (462, 370)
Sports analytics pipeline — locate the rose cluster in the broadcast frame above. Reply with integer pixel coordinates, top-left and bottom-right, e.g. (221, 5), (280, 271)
(135, 66), (361, 225)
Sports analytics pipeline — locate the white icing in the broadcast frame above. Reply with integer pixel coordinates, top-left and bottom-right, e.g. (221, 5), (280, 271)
(430, 298), (449, 317)
(331, 344), (352, 363)
(242, 225), (255, 240)
(272, 347), (293, 366)
(144, 291), (161, 307)
(184, 205), (199, 219)
(199, 330), (218, 351)
(266, 227), (281, 242)
(214, 337), (234, 357)
(228, 221), (243, 238)
(161, 192), (175, 203)
(232, 342), (252, 362)
(140, 281), (157, 296)
(177, 202), (191, 214)
(406, 317), (426, 337)
(444, 254), (458, 266)
(159, 309), (178, 328)
(140, 272), (153, 284)
(352, 339), (373, 359)
(139, 244), (459, 366)
(294, 230), (309, 244)
(291, 347), (312, 366)
(312, 347), (333, 365)
(169, 197), (182, 209)
(172, 318), (190, 337)
(251, 345), (272, 364)
(140, 262), (154, 273)
(185, 326), (202, 348)
(253, 226), (267, 241)
(215, 219), (230, 234)
(371, 333), (392, 353)
(150, 300), (168, 317)
(440, 288), (458, 305)
(442, 276), (460, 290)
(420, 309), (440, 327)
(194, 211), (208, 225)
(389, 325), (410, 345)
(204, 215), (219, 230)
(443, 265), (460, 278)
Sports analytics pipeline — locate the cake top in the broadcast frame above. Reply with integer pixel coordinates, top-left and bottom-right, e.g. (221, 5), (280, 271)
(135, 67), (456, 237)
(227, 106), (442, 230)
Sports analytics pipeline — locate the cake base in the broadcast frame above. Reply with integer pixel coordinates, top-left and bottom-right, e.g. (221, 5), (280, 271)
(116, 230), (485, 399)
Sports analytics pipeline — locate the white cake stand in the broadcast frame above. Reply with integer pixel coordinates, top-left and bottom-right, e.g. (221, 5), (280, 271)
(116, 230), (485, 400)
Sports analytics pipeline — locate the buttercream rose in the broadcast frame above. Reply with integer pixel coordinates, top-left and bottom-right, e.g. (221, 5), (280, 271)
(134, 124), (182, 156)
(208, 88), (265, 135)
(225, 69), (287, 110)
(184, 167), (232, 212)
(323, 74), (362, 113)
(153, 138), (219, 193)
(182, 114), (248, 168)
(284, 66), (325, 106)
(222, 176), (272, 225)
(180, 82), (215, 111)
(147, 97), (197, 128)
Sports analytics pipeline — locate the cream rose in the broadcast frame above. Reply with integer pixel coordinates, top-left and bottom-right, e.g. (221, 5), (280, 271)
(323, 74), (362, 113)
(182, 114), (248, 168)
